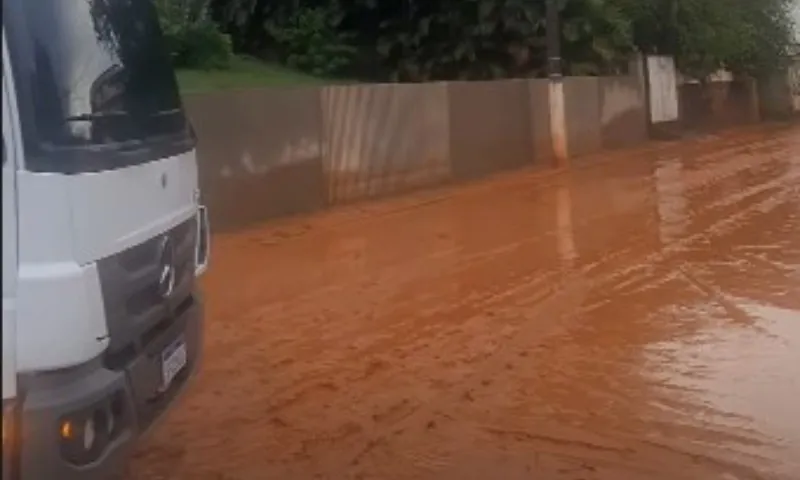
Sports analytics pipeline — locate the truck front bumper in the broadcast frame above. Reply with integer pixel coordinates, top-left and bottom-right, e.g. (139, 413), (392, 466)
(16, 295), (204, 480)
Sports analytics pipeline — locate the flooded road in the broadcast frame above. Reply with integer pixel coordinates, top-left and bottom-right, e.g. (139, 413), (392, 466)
(129, 124), (800, 480)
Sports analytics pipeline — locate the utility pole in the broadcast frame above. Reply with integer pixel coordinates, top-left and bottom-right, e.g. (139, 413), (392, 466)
(546, 0), (568, 165)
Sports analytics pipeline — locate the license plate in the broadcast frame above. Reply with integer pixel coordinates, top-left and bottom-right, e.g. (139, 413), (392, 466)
(161, 337), (188, 391)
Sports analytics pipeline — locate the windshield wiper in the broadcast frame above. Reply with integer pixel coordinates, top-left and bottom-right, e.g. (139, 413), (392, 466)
(64, 111), (130, 122)
(150, 108), (182, 117)
(64, 109), (182, 122)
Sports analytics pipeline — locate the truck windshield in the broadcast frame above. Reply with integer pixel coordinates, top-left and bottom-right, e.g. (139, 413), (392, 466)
(4, 0), (194, 173)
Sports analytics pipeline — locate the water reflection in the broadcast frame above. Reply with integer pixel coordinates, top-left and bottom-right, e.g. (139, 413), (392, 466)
(641, 131), (800, 478)
(555, 182), (577, 268)
(654, 158), (689, 245)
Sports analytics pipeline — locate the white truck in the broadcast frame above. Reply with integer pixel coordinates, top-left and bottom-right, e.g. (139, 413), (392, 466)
(2, 0), (209, 478)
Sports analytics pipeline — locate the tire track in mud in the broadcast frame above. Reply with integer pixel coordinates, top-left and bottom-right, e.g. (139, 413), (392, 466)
(246, 129), (794, 342)
(211, 127), (794, 337)
(206, 147), (794, 381)
(281, 139), (799, 467)
(337, 273), (593, 475)
(326, 151), (800, 478)
(129, 126), (800, 480)
(256, 219), (655, 427)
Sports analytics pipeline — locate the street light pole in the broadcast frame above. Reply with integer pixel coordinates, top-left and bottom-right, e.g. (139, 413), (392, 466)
(546, 0), (568, 165)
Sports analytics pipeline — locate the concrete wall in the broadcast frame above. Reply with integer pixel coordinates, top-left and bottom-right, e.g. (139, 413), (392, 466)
(529, 80), (554, 162)
(185, 88), (325, 232)
(186, 72), (649, 231)
(679, 79), (760, 131)
(564, 75), (648, 157)
(758, 72), (796, 120)
(448, 80), (534, 180)
(600, 76), (648, 149)
(564, 77), (603, 158)
(790, 57), (800, 113)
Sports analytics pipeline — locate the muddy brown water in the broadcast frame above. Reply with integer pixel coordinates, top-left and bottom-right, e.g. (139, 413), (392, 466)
(128, 124), (800, 480)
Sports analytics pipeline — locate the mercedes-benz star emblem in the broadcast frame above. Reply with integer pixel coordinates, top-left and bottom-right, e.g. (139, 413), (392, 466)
(157, 235), (176, 299)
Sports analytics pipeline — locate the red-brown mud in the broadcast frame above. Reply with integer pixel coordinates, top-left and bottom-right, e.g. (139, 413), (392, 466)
(128, 124), (800, 480)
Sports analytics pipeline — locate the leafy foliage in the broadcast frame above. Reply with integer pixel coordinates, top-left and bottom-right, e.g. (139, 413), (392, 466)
(615, 0), (795, 78)
(266, 3), (357, 76)
(206, 0), (795, 81)
(561, 0), (634, 75)
(369, 0), (546, 81)
(155, 0), (233, 69)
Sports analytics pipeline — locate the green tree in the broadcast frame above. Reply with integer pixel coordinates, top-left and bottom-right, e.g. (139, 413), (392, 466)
(561, 0), (634, 75)
(265, 2), (357, 76)
(365, 0), (633, 81)
(209, 0), (795, 81)
(155, 0), (233, 69)
(616, 0), (795, 78)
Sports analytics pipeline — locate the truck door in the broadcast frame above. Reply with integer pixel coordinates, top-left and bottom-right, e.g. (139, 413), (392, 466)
(3, 63), (19, 407)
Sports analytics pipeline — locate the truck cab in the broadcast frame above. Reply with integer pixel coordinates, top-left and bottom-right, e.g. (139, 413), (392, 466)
(2, 0), (209, 478)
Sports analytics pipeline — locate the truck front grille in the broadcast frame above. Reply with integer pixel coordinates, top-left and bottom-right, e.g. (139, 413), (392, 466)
(97, 217), (197, 366)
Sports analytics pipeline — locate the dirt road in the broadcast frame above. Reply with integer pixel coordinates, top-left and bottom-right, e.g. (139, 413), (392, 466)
(128, 124), (800, 480)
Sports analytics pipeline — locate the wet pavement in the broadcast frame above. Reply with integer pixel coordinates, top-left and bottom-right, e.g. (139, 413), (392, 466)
(129, 124), (800, 480)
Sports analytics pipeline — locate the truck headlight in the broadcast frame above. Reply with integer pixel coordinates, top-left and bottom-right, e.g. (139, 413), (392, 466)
(58, 392), (125, 466)
(2, 400), (19, 480)
(59, 410), (108, 465)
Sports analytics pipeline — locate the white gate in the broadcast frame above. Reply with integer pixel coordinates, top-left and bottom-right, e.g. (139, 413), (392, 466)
(647, 56), (680, 124)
